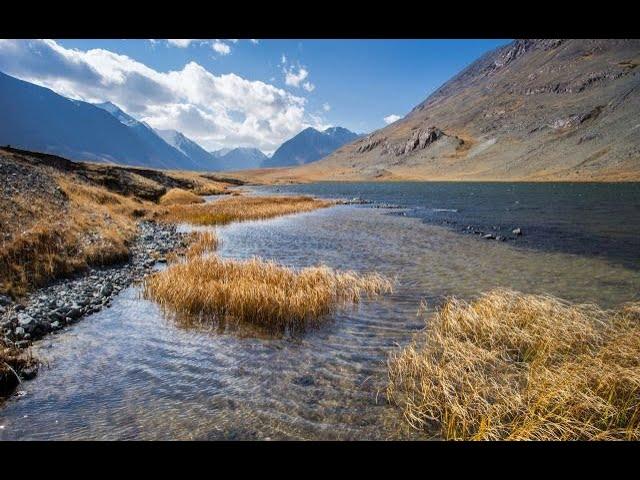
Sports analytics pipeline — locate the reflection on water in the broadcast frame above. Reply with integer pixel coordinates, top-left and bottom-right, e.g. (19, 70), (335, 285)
(1, 200), (639, 440)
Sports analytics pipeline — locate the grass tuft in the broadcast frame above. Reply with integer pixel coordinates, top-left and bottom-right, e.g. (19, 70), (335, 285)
(161, 195), (331, 226)
(387, 289), (640, 440)
(143, 255), (393, 332)
(159, 188), (205, 206)
(185, 231), (220, 259)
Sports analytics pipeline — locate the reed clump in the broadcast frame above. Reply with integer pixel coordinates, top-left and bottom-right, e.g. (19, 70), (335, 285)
(387, 289), (640, 440)
(143, 255), (393, 332)
(161, 195), (331, 226)
(159, 188), (205, 206)
(185, 231), (220, 259)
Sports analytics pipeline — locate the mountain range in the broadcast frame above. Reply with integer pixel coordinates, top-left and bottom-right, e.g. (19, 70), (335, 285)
(214, 147), (268, 170)
(240, 39), (640, 182)
(262, 126), (360, 167)
(0, 70), (357, 173)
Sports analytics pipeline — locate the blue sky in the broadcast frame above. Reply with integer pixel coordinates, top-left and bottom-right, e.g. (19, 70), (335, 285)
(0, 39), (509, 152)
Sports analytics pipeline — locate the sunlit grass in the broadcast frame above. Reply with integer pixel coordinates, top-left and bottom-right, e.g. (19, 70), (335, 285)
(144, 255), (393, 332)
(159, 188), (205, 206)
(160, 195), (331, 226)
(387, 289), (640, 440)
(0, 179), (137, 297)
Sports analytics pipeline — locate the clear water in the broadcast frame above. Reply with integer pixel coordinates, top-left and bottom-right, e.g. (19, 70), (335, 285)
(1, 183), (638, 440)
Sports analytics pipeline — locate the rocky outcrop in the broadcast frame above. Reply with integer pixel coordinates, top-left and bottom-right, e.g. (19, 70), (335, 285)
(549, 106), (603, 130)
(357, 128), (446, 157)
(397, 127), (444, 156)
(356, 135), (385, 153)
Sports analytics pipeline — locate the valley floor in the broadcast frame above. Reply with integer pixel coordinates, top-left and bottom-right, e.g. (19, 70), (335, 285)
(1, 148), (639, 440)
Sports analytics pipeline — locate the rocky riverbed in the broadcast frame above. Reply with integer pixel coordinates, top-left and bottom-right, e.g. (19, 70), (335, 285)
(0, 221), (188, 351)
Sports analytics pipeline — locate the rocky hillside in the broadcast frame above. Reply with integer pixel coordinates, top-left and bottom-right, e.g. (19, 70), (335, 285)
(281, 39), (640, 182)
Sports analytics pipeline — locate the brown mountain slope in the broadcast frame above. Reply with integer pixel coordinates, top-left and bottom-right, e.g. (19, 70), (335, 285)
(236, 39), (640, 183)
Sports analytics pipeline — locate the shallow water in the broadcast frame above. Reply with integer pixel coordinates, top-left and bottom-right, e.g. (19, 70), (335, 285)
(1, 184), (639, 440)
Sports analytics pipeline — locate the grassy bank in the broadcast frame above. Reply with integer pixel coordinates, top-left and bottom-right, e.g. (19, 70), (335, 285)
(0, 147), (232, 298)
(144, 253), (393, 332)
(387, 289), (640, 440)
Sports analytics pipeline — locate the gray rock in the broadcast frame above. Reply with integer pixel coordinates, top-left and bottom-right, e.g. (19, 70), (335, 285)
(100, 284), (113, 296)
(15, 326), (25, 336)
(18, 315), (35, 327)
(483, 233), (496, 240)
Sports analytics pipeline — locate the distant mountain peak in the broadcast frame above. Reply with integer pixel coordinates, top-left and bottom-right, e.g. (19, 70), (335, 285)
(262, 125), (359, 168)
(210, 146), (267, 171)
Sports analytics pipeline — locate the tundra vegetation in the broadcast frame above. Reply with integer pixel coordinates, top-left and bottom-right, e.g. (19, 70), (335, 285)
(144, 249), (394, 333)
(387, 289), (640, 440)
(159, 194), (332, 226)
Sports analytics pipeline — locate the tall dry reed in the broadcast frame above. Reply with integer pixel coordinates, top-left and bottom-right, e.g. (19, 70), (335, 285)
(143, 255), (393, 332)
(387, 289), (640, 440)
(161, 195), (331, 226)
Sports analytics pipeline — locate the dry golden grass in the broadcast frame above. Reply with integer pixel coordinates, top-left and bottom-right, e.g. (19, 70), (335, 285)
(387, 289), (640, 440)
(0, 178), (141, 296)
(144, 255), (393, 332)
(159, 188), (205, 206)
(185, 231), (220, 258)
(163, 171), (228, 196)
(160, 195), (331, 226)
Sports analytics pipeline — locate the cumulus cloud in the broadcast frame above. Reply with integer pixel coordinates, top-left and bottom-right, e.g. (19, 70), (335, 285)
(284, 66), (308, 87)
(280, 54), (287, 65)
(167, 39), (197, 48)
(384, 114), (402, 124)
(322, 102), (331, 112)
(212, 40), (231, 55)
(0, 39), (325, 151)
(302, 81), (315, 92)
(250, 39), (259, 44)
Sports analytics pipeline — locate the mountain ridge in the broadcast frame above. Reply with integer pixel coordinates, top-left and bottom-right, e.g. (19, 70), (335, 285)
(253, 39), (640, 182)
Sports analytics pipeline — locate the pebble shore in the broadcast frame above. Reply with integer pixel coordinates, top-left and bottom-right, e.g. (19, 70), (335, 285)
(0, 221), (188, 349)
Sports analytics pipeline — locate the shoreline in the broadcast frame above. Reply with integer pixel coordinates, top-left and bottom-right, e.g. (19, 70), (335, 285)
(0, 192), (332, 398)
(0, 220), (189, 394)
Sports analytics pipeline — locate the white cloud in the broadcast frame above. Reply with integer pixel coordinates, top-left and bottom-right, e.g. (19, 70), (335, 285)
(250, 39), (259, 44)
(281, 54), (287, 64)
(302, 81), (315, 92)
(0, 39), (326, 151)
(212, 41), (231, 55)
(167, 39), (197, 48)
(322, 102), (331, 112)
(284, 66), (308, 87)
(384, 114), (402, 124)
